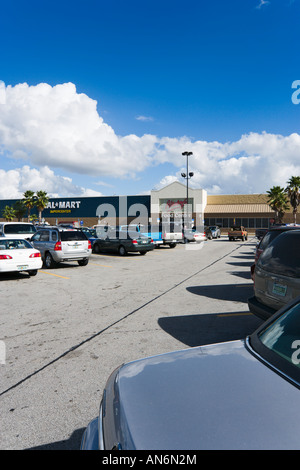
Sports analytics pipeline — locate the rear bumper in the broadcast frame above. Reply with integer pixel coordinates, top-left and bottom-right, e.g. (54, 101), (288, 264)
(52, 250), (91, 262)
(247, 295), (277, 321)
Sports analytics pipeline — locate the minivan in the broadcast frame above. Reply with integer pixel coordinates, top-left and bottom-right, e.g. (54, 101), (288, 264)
(248, 229), (300, 320)
(0, 222), (36, 240)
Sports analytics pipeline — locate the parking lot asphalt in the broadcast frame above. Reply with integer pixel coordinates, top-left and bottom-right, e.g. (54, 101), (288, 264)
(0, 236), (263, 450)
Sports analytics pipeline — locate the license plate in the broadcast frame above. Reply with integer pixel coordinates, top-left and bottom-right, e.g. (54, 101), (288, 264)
(17, 265), (29, 271)
(272, 282), (287, 297)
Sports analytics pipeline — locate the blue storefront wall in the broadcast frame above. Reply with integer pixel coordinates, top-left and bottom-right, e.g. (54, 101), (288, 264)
(0, 195), (151, 223)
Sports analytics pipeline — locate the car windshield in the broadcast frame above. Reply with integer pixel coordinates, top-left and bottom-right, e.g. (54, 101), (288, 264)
(0, 239), (32, 249)
(250, 300), (300, 386)
(259, 303), (300, 368)
(3, 224), (36, 234)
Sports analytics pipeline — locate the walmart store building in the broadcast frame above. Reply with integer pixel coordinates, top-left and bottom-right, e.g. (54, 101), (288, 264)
(0, 181), (291, 231)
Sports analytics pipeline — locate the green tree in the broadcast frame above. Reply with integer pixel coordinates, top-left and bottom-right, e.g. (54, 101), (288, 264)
(35, 190), (49, 223)
(13, 200), (26, 221)
(23, 190), (36, 223)
(267, 186), (289, 224)
(2, 205), (16, 221)
(285, 176), (300, 224)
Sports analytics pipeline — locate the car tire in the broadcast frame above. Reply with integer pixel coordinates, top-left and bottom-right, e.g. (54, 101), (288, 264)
(78, 259), (89, 266)
(169, 243), (176, 248)
(93, 243), (100, 254)
(28, 270), (38, 276)
(119, 245), (127, 256)
(44, 252), (56, 269)
(139, 251), (147, 255)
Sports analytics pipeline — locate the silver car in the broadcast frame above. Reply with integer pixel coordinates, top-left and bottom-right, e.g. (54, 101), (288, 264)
(81, 296), (300, 450)
(209, 225), (221, 238)
(248, 229), (300, 321)
(30, 227), (92, 268)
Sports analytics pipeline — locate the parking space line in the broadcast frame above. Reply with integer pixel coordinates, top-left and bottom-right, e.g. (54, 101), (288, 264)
(40, 271), (70, 279)
(90, 263), (113, 268)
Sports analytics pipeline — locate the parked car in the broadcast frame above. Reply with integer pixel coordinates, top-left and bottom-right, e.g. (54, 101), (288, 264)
(255, 228), (268, 240)
(0, 237), (42, 276)
(251, 225), (300, 281)
(81, 295), (300, 450)
(92, 229), (154, 256)
(0, 222), (36, 240)
(30, 227), (92, 268)
(228, 226), (248, 241)
(248, 229), (300, 321)
(183, 229), (206, 243)
(77, 227), (98, 247)
(204, 226), (213, 240)
(208, 225), (221, 238)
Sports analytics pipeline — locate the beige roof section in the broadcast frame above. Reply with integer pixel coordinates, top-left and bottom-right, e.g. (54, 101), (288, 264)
(207, 194), (269, 204)
(205, 193), (292, 214)
(205, 204), (273, 214)
(206, 195), (274, 214)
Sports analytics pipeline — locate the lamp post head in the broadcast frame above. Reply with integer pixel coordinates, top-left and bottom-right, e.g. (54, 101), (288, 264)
(181, 172), (186, 178)
(182, 151), (193, 157)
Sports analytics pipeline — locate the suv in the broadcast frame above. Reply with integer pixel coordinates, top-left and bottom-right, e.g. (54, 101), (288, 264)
(30, 227), (92, 268)
(0, 222), (36, 240)
(248, 229), (300, 321)
(209, 226), (221, 238)
(251, 225), (300, 280)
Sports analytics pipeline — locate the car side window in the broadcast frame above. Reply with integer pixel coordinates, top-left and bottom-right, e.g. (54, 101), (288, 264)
(32, 232), (41, 241)
(51, 231), (58, 241)
(40, 231), (50, 242)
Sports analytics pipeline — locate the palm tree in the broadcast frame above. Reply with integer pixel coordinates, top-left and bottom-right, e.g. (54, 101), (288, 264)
(2, 205), (16, 221)
(23, 190), (36, 222)
(13, 200), (26, 221)
(285, 176), (300, 224)
(266, 186), (289, 224)
(35, 190), (49, 223)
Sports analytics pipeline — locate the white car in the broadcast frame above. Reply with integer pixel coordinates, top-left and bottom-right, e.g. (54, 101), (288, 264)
(183, 229), (206, 243)
(0, 238), (42, 276)
(0, 222), (37, 240)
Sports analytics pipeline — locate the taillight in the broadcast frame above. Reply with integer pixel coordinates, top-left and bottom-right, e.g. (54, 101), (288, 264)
(151, 239), (153, 243)
(54, 241), (62, 251)
(132, 239), (138, 244)
(0, 254), (12, 260)
(29, 252), (41, 258)
(88, 240), (92, 249)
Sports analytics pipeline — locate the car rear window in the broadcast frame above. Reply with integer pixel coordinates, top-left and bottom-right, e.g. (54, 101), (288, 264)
(0, 239), (32, 249)
(3, 224), (36, 234)
(60, 231), (88, 241)
(257, 230), (300, 278)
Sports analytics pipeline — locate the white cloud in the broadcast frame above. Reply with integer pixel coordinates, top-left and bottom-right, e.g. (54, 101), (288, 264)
(0, 165), (102, 199)
(0, 82), (158, 178)
(0, 81), (300, 198)
(135, 115), (154, 122)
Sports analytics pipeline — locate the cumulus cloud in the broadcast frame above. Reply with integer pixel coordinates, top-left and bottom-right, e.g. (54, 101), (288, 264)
(1, 81), (300, 197)
(0, 165), (102, 199)
(0, 82), (158, 178)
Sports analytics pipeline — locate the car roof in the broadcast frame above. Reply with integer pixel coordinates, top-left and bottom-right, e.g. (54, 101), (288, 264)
(268, 225), (300, 231)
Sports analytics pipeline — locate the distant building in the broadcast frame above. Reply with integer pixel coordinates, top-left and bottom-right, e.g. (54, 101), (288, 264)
(1, 182), (294, 231)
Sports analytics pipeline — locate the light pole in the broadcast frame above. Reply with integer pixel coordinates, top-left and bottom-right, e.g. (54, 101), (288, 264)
(181, 151), (194, 229)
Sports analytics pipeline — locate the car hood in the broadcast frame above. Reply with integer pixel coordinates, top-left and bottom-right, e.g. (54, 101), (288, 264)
(104, 340), (300, 450)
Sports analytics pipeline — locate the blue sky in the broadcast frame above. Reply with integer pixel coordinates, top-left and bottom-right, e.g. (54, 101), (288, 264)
(0, 0), (300, 198)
